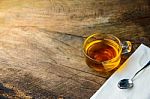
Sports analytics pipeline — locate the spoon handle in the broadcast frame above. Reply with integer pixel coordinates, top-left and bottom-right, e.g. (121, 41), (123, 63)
(131, 61), (150, 81)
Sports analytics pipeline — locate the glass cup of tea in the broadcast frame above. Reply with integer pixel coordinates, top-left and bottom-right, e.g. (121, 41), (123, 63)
(83, 33), (132, 72)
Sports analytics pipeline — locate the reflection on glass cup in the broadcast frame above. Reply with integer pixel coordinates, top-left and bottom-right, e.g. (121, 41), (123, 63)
(83, 33), (132, 72)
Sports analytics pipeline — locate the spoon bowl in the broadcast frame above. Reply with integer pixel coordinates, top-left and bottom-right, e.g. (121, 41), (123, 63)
(118, 79), (133, 89)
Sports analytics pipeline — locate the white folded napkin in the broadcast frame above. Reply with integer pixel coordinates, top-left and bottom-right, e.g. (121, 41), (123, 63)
(91, 44), (150, 99)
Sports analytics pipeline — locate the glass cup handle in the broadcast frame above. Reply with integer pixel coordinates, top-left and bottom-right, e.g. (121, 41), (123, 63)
(121, 41), (132, 54)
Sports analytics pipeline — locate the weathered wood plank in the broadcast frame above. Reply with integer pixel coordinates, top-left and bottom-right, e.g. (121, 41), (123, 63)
(0, 0), (149, 36)
(0, 0), (149, 98)
(0, 27), (105, 98)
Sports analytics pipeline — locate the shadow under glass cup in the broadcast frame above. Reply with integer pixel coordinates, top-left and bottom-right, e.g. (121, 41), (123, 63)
(83, 33), (132, 73)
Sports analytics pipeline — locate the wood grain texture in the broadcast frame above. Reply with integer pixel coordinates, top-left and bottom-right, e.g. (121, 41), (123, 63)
(0, 27), (106, 98)
(0, 0), (149, 99)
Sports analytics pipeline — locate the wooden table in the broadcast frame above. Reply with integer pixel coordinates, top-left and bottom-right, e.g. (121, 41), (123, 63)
(0, 0), (150, 99)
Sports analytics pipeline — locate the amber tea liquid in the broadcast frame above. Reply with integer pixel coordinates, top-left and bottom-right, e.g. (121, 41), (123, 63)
(85, 39), (120, 72)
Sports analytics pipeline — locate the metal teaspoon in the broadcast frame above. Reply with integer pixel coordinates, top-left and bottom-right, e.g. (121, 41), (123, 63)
(118, 61), (150, 89)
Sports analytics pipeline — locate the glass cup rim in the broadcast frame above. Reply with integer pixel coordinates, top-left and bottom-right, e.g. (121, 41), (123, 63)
(83, 33), (122, 64)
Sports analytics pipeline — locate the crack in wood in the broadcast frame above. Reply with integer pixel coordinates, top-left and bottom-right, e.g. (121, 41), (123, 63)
(60, 64), (108, 78)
